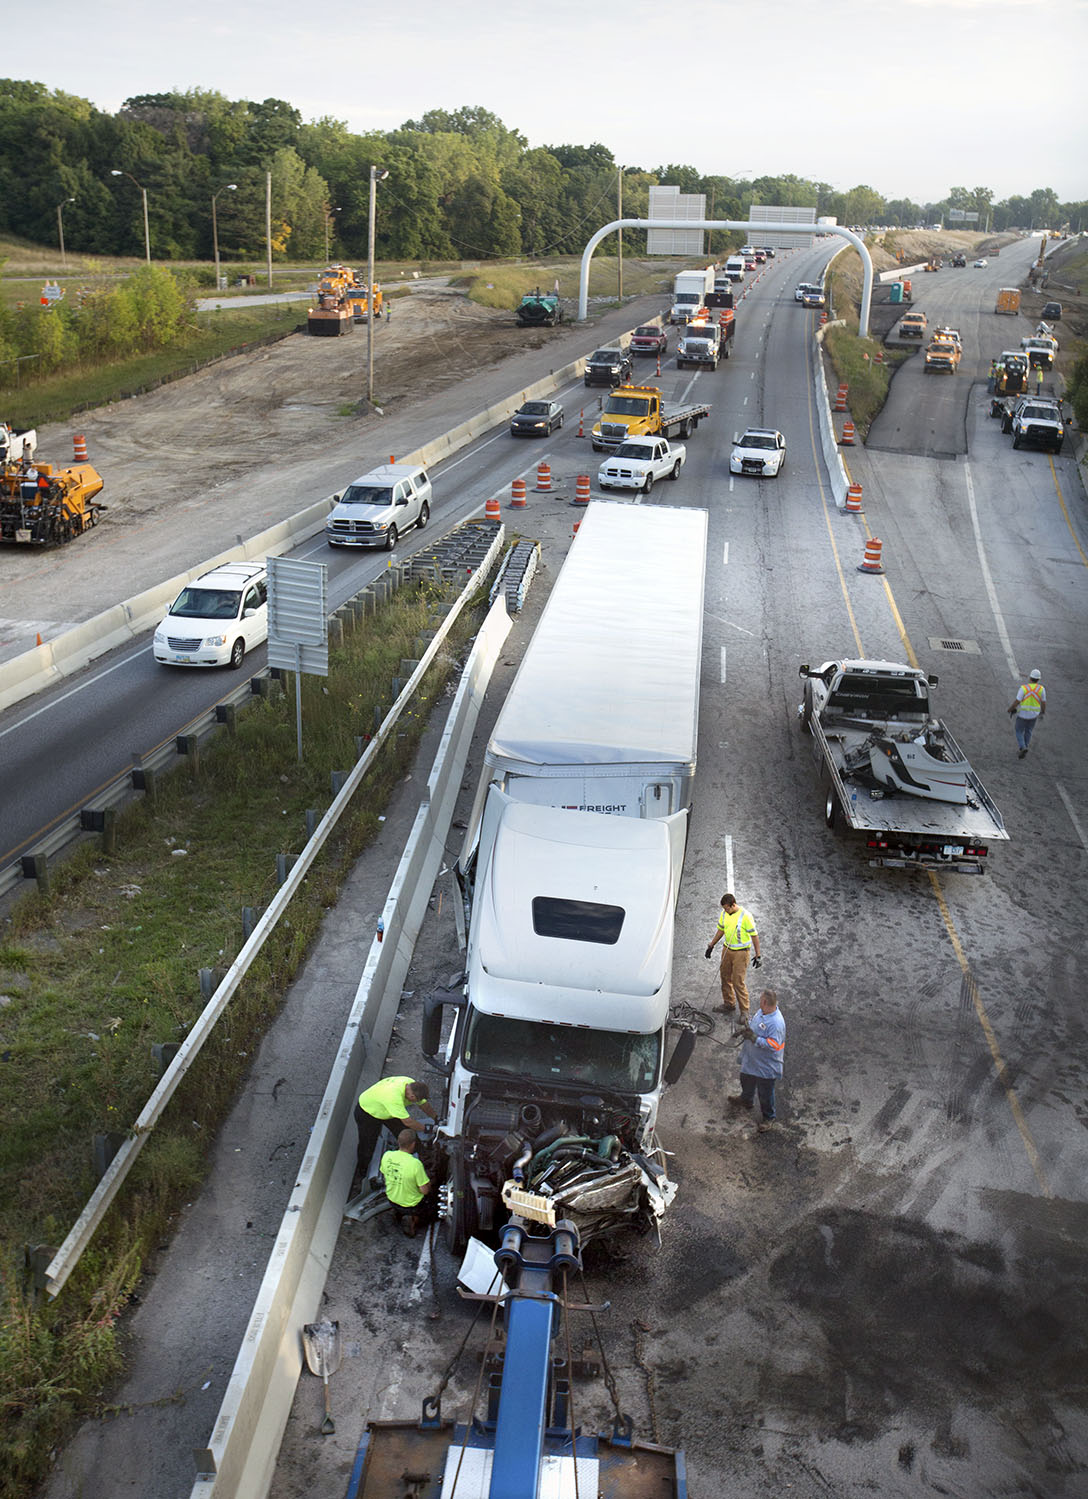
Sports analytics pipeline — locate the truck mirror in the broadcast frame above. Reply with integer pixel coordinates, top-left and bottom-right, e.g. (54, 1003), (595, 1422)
(664, 1026), (696, 1085)
(421, 994), (448, 1059)
(798, 663), (811, 677)
(927, 674), (939, 688)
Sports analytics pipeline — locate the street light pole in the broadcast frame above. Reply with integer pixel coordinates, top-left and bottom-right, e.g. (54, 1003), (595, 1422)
(111, 170), (151, 262)
(367, 165), (388, 407)
(56, 197), (75, 271)
(212, 183), (237, 294)
(617, 167), (624, 302)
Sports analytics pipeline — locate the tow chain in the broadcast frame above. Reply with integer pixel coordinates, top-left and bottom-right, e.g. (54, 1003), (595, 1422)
(578, 1267), (628, 1433)
(632, 1319), (659, 1444)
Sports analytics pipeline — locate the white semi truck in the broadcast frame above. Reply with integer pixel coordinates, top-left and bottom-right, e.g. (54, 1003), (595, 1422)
(669, 265), (715, 323)
(424, 503), (708, 1249)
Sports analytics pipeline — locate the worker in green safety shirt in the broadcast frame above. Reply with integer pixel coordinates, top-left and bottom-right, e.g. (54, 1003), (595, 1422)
(380, 1129), (432, 1237)
(353, 1075), (436, 1190)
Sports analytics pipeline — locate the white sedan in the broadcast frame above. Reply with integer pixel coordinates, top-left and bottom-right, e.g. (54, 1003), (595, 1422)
(730, 428), (787, 478)
(974, 257), (988, 268)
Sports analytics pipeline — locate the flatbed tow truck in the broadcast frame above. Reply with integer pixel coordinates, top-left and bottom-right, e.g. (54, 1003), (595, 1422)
(799, 659), (1007, 874)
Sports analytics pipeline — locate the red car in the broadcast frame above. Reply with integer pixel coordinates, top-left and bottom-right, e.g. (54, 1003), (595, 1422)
(630, 324), (669, 356)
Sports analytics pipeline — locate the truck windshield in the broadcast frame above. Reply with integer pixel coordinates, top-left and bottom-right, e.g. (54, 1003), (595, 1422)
(462, 1010), (661, 1094)
(605, 397), (652, 416)
(340, 484), (393, 506)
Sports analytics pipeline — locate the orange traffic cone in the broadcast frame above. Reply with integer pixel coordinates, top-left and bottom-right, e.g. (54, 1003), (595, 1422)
(509, 478), (527, 509)
(572, 474), (591, 506)
(833, 384), (848, 412)
(485, 495), (501, 522)
(840, 421), (856, 446)
(535, 462), (551, 492)
(845, 482), (863, 511)
(73, 434), (88, 462)
(858, 537), (884, 573)
(577, 409), (585, 437)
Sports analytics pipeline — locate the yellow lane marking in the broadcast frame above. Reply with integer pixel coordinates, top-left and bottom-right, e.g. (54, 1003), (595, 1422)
(1049, 453), (1088, 568)
(926, 871), (1053, 1197)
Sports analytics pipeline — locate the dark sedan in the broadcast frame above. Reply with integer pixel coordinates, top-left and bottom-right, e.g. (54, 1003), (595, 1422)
(510, 399), (564, 436)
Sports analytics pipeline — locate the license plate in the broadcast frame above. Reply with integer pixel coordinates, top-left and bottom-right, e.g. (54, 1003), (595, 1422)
(942, 845), (962, 856)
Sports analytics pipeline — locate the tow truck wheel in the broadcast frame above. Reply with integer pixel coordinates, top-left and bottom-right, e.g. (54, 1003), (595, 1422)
(442, 1155), (476, 1254)
(825, 789), (838, 828)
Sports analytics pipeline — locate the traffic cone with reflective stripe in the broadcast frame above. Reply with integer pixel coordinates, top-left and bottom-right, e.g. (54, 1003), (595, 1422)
(845, 482), (863, 511)
(840, 421), (857, 446)
(485, 495), (501, 521)
(509, 478), (527, 509)
(858, 537), (884, 573)
(572, 474), (590, 506)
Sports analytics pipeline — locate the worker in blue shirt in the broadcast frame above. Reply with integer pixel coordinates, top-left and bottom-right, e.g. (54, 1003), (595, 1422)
(728, 990), (785, 1131)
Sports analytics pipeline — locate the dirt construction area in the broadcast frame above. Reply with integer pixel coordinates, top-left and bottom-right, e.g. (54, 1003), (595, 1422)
(1, 282), (644, 651)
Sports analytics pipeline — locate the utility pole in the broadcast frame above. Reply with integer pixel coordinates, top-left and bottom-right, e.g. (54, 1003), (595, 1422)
(57, 197), (75, 270)
(266, 172), (273, 287)
(110, 171), (150, 262)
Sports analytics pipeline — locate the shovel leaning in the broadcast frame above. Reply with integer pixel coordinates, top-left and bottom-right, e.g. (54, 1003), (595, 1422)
(302, 1318), (342, 1435)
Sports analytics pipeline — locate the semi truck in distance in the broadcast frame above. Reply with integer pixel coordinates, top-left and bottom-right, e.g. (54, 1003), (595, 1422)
(669, 265), (715, 323)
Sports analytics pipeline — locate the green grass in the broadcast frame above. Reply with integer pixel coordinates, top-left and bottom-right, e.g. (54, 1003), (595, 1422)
(0, 573), (482, 1499)
(0, 306), (303, 429)
(457, 256), (683, 312)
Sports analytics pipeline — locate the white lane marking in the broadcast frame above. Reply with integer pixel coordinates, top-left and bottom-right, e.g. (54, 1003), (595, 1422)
(408, 1232), (433, 1304)
(750, 371), (755, 380)
(743, 396), (748, 406)
(723, 542), (729, 565)
(0, 646), (149, 740)
(729, 476), (735, 492)
(964, 461), (1019, 681)
(1057, 783), (1088, 854)
(720, 647), (727, 683)
(724, 834), (734, 892)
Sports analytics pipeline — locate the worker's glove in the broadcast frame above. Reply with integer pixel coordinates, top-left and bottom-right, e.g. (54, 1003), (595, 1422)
(752, 955), (763, 969)
(1007, 707), (1016, 716)
(739, 1026), (756, 1042)
(704, 945), (714, 960)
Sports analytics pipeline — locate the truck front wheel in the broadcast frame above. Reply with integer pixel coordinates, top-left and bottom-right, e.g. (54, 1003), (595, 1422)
(442, 1155), (476, 1254)
(825, 788), (838, 828)
(670, 461), (682, 480)
(643, 473), (654, 495)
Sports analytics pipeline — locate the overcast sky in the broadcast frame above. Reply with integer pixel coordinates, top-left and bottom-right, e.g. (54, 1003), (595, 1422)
(12, 0), (1087, 204)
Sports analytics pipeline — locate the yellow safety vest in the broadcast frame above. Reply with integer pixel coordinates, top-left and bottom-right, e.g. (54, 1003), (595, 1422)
(359, 1075), (413, 1119)
(718, 908), (756, 948)
(1019, 683), (1044, 712)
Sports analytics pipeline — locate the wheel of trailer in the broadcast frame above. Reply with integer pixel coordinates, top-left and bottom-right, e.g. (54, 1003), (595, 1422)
(825, 788), (838, 828)
(643, 472), (654, 495)
(670, 461), (681, 480)
(385, 524), (398, 551)
(800, 685), (813, 733)
(229, 638), (245, 671)
(416, 501), (429, 530)
(682, 419), (692, 439)
(442, 1154), (476, 1255)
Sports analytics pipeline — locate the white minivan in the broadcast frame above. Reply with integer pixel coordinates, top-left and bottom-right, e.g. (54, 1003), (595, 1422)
(325, 463), (431, 550)
(153, 561), (268, 670)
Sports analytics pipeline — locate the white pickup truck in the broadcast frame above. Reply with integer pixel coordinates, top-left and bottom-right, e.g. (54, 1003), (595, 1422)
(598, 436), (686, 494)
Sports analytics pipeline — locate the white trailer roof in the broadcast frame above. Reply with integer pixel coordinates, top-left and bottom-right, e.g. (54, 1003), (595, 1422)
(470, 794), (676, 1031)
(488, 502), (707, 769)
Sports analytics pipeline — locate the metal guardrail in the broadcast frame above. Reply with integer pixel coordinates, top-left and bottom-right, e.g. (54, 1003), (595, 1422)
(42, 521), (505, 1298)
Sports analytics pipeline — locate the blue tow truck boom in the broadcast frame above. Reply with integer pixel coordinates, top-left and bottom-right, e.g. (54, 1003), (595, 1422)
(346, 1218), (688, 1499)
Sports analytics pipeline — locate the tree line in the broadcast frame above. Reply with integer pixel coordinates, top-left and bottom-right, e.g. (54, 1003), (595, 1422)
(1, 82), (1083, 268)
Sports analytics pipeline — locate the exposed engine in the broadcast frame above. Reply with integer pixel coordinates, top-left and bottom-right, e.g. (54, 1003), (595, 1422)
(440, 1081), (675, 1250)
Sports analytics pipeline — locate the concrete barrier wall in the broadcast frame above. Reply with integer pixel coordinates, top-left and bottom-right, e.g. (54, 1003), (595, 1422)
(815, 321), (849, 508)
(189, 598), (512, 1499)
(0, 345), (603, 716)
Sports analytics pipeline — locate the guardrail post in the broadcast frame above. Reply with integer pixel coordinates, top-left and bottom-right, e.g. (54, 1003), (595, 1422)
(216, 703), (237, 736)
(373, 705), (383, 730)
(276, 853), (298, 885)
(21, 853), (49, 894)
(151, 1041), (180, 1076)
(242, 905), (256, 939)
(270, 667), (288, 685)
(252, 675), (280, 699)
(93, 1132), (127, 1180)
(176, 734), (200, 773)
(331, 770), (347, 795)
(391, 677), (401, 697)
(305, 809), (319, 838)
(101, 808), (117, 856)
(327, 615), (344, 649)
(354, 737), (366, 761)
(400, 658), (420, 677)
(131, 754), (157, 805)
(199, 966), (227, 998)
(24, 1243), (55, 1296)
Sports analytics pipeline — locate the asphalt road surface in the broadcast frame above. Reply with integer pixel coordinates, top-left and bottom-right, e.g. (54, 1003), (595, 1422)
(38, 245), (1088, 1499)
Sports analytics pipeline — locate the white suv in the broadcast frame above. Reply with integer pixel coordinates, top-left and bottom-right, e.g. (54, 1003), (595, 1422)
(325, 463), (431, 550)
(153, 562), (268, 670)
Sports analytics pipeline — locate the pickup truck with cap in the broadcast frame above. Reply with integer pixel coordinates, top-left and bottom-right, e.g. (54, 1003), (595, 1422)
(598, 436), (686, 494)
(590, 384), (712, 452)
(798, 658), (1007, 874)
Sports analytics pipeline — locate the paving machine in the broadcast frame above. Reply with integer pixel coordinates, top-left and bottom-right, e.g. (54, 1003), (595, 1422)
(1, 436), (105, 546)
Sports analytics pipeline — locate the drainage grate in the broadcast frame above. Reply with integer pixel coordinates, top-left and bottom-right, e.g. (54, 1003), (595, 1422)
(928, 637), (981, 655)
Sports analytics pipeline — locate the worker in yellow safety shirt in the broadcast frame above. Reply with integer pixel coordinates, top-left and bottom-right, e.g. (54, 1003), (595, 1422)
(353, 1075), (436, 1188)
(705, 892), (762, 1017)
(1008, 669), (1046, 759)
(380, 1129), (432, 1237)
